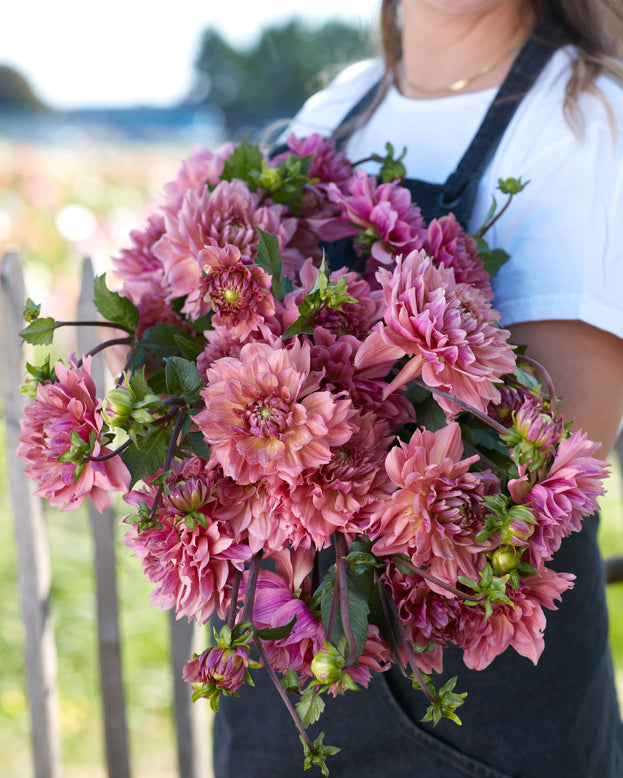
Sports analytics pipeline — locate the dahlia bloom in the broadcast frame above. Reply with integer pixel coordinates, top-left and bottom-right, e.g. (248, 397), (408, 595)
(183, 641), (252, 698)
(317, 171), (425, 266)
(123, 459), (252, 623)
(512, 431), (609, 566)
(154, 179), (294, 300)
(244, 569), (325, 675)
(182, 243), (275, 332)
(163, 142), (235, 213)
(370, 422), (489, 585)
(112, 211), (168, 306)
(423, 214), (493, 301)
(455, 566), (574, 670)
(275, 133), (353, 187)
(283, 410), (395, 549)
(17, 356), (130, 512)
(355, 250), (516, 416)
(195, 339), (354, 485)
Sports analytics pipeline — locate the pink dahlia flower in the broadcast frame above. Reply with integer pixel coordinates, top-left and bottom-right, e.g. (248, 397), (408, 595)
(17, 356), (130, 512)
(243, 569), (325, 675)
(274, 133), (353, 187)
(183, 642), (251, 696)
(514, 431), (609, 566)
(423, 214), (493, 301)
(195, 339), (354, 485)
(123, 459), (251, 623)
(163, 142), (234, 213)
(355, 250), (516, 416)
(370, 422), (488, 585)
(112, 211), (167, 306)
(154, 179), (292, 301)
(283, 410), (395, 550)
(182, 243), (275, 332)
(455, 566), (574, 670)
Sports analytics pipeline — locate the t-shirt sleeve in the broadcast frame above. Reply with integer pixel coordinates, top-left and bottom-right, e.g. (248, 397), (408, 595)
(484, 87), (623, 342)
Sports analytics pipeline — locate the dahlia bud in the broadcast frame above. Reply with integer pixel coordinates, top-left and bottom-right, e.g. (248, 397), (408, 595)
(491, 546), (520, 574)
(311, 643), (344, 686)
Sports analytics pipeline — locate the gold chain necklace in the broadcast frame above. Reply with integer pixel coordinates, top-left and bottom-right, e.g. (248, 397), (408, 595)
(403, 39), (524, 95)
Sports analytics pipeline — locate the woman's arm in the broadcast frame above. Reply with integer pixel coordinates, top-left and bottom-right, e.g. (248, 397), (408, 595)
(508, 320), (623, 456)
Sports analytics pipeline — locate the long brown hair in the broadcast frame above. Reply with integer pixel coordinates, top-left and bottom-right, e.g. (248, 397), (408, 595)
(379, 0), (623, 130)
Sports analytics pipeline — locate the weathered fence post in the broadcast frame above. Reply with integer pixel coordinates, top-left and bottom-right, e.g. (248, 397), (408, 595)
(0, 250), (63, 778)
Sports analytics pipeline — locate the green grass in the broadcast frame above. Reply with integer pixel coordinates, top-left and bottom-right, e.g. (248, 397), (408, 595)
(1, 429), (622, 777)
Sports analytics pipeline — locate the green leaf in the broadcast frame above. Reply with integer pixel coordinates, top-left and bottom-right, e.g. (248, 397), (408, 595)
(320, 576), (369, 658)
(300, 732), (340, 777)
(20, 317), (57, 346)
(254, 615), (297, 641)
(121, 426), (171, 487)
(93, 275), (140, 331)
(256, 227), (286, 300)
(164, 357), (204, 404)
(140, 323), (206, 362)
(295, 686), (325, 728)
(220, 137), (264, 186)
(181, 430), (212, 460)
(128, 366), (154, 400)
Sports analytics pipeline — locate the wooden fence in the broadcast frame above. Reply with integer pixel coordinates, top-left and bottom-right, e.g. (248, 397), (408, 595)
(1, 249), (622, 777)
(1, 251), (210, 778)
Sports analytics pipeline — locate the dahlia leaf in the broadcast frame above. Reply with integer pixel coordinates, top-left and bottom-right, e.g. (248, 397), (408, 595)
(93, 274), (140, 331)
(254, 615), (297, 641)
(320, 576), (369, 658)
(20, 317), (57, 346)
(164, 357), (204, 404)
(473, 236), (509, 279)
(140, 323), (206, 361)
(181, 430), (211, 460)
(256, 227), (291, 299)
(220, 136), (264, 187)
(295, 686), (325, 728)
(121, 426), (170, 487)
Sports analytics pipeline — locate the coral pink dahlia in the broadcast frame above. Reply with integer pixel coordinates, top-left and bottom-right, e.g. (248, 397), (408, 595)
(195, 340), (353, 485)
(17, 356), (130, 512)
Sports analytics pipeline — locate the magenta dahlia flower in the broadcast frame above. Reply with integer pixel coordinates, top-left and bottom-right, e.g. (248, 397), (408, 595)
(370, 422), (489, 585)
(423, 214), (493, 301)
(195, 339), (354, 485)
(243, 569), (325, 675)
(17, 356), (130, 512)
(319, 171), (426, 265)
(512, 431), (609, 566)
(183, 641), (252, 697)
(355, 249), (516, 416)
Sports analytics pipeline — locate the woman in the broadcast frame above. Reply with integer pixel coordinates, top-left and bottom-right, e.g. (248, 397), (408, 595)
(214, 2), (623, 775)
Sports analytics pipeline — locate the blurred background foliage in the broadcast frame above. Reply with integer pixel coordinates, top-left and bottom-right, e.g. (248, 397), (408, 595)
(0, 14), (621, 778)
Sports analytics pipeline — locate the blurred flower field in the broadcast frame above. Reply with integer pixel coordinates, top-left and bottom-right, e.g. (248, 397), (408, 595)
(0, 135), (622, 777)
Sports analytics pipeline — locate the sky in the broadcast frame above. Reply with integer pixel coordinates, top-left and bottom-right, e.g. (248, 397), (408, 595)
(1, 1), (379, 109)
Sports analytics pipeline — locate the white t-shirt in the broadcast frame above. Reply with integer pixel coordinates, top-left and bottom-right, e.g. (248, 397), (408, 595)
(289, 49), (623, 341)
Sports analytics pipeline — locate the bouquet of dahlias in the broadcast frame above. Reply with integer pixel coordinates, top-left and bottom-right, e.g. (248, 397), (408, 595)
(17, 134), (609, 775)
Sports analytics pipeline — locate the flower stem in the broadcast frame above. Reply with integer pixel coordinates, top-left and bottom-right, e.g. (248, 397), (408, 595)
(56, 319), (135, 334)
(252, 635), (316, 754)
(383, 583), (436, 704)
(413, 378), (509, 436)
(228, 569), (242, 630)
(241, 552), (263, 624)
(83, 337), (134, 361)
(393, 556), (482, 602)
(516, 354), (558, 417)
(87, 438), (132, 462)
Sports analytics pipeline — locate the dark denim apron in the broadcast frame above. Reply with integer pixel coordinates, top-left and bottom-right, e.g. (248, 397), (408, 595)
(213, 21), (623, 777)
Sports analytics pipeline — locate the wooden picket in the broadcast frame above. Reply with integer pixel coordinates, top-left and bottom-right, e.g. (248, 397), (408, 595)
(1, 252), (210, 778)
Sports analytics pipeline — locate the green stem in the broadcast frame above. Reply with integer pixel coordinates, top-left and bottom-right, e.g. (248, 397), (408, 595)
(393, 556), (482, 602)
(334, 532), (358, 668)
(241, 552), (263, 624)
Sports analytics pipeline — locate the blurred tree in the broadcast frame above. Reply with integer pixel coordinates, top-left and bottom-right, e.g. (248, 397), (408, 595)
(0, 64), (47, 109)
(191, 19), (376, 137)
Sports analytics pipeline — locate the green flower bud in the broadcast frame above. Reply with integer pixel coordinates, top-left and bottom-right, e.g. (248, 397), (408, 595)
(311, 644), (344, 685)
